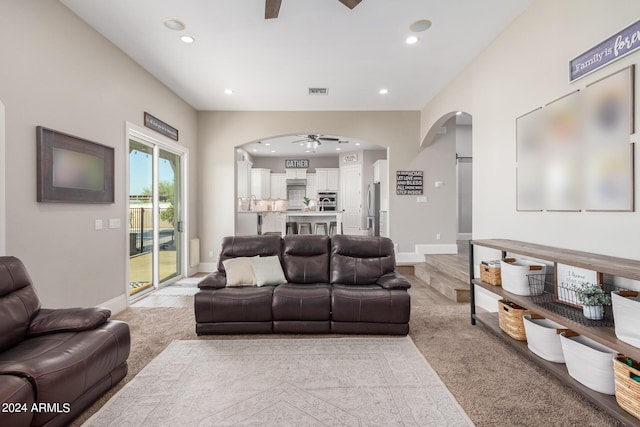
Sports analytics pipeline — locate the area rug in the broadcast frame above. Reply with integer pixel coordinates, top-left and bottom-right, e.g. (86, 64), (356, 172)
(83, 337), (473, 426)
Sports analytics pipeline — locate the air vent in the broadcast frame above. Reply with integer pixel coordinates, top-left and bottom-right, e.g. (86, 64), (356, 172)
(308, 87), (329, 96)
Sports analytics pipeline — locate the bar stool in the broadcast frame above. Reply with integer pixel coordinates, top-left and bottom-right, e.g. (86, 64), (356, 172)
(328, 221), (338, 237)
(298, 222), (312, 235)
(314, 222), (328, 235)
(286, 222), (298, 235)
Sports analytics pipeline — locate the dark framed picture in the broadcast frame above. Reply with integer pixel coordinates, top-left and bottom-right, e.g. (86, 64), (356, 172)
(36, 126), (114, 203)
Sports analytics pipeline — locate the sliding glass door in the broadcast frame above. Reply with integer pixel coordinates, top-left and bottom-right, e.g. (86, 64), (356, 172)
(128, 134), (184, 298)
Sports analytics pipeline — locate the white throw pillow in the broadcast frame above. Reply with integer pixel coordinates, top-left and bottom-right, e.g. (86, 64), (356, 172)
(222, 257), (256, 287)
(251, 256), (287, 286)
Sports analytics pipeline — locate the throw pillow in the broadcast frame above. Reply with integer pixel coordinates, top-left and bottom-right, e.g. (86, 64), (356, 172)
(251, 256), (287, 286)
(222, 257), (256, 287)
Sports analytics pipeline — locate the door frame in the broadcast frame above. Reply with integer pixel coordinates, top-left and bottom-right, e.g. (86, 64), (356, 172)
(125, 121), (189, 300)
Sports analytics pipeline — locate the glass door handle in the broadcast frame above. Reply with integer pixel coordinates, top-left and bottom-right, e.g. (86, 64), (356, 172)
(177, 221), (184, 232)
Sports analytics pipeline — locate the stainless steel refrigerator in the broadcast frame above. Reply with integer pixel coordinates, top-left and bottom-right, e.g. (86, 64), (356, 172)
(367, 182), (380, 236)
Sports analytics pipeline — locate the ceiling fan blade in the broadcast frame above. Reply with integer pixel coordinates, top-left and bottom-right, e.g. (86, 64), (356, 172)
(265, 0), (282, 19)
(318, 137), (340, 141)
(290, 138), (309, 144)
(338, 0), (363, 10)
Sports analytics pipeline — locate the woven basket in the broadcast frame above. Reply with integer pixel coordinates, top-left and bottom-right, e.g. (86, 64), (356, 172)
(614, 355), (640, 420)
(480, 264), (502, 285)
(498, 299), (531, 341)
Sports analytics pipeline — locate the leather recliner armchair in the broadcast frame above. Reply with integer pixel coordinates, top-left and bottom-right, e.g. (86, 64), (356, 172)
(0, 256), (130, 427)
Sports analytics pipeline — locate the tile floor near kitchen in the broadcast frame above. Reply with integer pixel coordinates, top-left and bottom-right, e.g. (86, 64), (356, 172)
(131, 275), (205, 308)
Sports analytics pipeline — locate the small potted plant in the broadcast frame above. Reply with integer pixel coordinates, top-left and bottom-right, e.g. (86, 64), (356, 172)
(574, 283), (611, 320)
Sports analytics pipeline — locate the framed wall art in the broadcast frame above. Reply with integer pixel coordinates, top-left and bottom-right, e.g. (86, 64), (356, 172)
(36, 126), (114, 203)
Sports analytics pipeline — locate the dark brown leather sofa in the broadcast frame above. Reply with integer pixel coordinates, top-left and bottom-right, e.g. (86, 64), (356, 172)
(195, 234), (411, 335)
(0, 256), (130, 427)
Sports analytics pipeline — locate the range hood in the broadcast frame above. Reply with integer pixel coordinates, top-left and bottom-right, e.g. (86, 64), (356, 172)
(286, 178), (307, 186)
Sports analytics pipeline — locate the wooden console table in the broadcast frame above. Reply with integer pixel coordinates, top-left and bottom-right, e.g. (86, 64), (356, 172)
(469, 239), (640, 426)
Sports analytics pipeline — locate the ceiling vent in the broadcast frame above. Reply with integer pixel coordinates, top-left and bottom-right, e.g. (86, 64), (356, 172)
(308, 87), (329, 96)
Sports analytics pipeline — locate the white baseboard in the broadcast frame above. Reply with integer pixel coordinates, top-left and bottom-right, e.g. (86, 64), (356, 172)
(198, 262), (217, 273)
(100, 294), (129, 316)
(397, 243), (458, 263)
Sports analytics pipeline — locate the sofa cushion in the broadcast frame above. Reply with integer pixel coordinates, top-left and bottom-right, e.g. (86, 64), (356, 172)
(251, 256), (287, 286)
(194, 287), (274, 323)
(273, 284), (331, 321)
(217, 235), (282, 272)
(331, 284), (411, 324)
(0, 257), (41, 353)
(330, 235), (396, 285)
(283, 235), (330, 284)
(222, 257), (256, 287)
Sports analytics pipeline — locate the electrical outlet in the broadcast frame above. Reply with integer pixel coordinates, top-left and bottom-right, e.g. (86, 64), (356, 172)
(209, 250), (214, 257)
(436, 233), (441, 240)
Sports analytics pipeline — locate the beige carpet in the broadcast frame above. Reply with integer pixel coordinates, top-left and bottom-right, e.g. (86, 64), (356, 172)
(83, 337), (474, 426)
(73, 276), (622, 426)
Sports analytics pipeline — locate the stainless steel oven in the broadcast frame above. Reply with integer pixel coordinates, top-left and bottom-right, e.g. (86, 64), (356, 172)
(317, 191), (337, 211)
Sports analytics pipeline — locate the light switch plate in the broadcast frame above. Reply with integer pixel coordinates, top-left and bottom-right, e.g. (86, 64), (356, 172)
(95, 219), (103, 230)
(108, 218), (121, 229)
(416, 196), (427, 203)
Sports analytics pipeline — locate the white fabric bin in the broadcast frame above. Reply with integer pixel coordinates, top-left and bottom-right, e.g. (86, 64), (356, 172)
(522, 315), (567, 363)
(612, 291), (640, 348)
(560, 332), (617, 395)
(500, 258), (546, 296)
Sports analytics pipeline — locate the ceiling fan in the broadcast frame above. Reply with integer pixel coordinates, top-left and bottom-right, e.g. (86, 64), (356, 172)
(291, 134), (342, 145)
(265, 0), (363, 19)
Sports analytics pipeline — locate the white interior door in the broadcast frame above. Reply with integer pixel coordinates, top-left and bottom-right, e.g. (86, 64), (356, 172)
(340, 165), (362, 235)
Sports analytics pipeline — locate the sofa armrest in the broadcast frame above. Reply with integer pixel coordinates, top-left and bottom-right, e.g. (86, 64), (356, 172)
(198, 271), (226, 289)
(28, 307), (111, 337)
(377, 272), (412, 290)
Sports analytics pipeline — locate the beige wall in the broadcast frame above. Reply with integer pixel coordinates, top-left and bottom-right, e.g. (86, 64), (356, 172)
(0, 1), (198, 308)
(197, 110), (459, 262)
(421, 0), (640, 261)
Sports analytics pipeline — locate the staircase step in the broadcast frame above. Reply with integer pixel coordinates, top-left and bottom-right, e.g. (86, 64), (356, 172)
(414, 263), (470, 303)
(424, 255), (469, 283)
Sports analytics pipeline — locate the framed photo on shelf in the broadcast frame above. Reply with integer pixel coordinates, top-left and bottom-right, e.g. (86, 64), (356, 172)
(555, 263), (603, 308)
(36, 126), (114, 203)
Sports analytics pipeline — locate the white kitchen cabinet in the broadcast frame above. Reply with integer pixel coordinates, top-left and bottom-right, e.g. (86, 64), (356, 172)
(236, 212), (258, 236)
(270, 173), (287, 199)
(237, 160), (252, 198)
(306, 173), (317, 201)
(285, 168), (307, 180)
(261, 212), (286, 235)
(251, 168), (271, 199)
(340, 165), (362, 235)
(373, 159), (389, 211)
(316, 168), (339, 191)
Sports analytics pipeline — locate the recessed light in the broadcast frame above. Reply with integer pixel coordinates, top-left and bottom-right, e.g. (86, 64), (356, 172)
(355, 142), (361, 146)
(336, 148), (341, 151)
(271, 150), (276, 153)
(379, 88), (389, 95)
(305, 150), (310, 153)
(163, 18), (186, 31)
(405, 36), (419, 45)
(409, 19), (432, 32)
(252, 149), (257, 152)
(265, 142), (271, 146)
(180, 35), (195, 43)
(224, 89), (233, 95)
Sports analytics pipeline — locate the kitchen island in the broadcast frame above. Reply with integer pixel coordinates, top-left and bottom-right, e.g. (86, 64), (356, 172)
(286, 211), (342, 235)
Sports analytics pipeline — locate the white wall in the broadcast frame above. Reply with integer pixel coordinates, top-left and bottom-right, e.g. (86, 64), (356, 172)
(421, 0), (640, 262)
(0, 100), (5, 256)
(0, 1), (198, 309)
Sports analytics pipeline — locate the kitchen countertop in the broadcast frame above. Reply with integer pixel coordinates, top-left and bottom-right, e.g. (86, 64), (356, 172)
(285, 211), (342, 216)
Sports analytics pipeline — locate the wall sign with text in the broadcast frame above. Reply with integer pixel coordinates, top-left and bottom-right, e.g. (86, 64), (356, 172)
(396, 171), (423, 195)
(570, 18), (640, 82)
(144, 112), (178, 141)
(285, 159), (309, 168)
